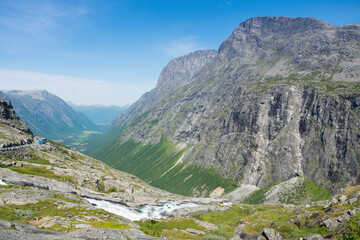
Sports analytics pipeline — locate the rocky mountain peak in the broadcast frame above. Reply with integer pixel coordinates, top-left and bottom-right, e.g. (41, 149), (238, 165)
(238, 16), (332, 34)
(155, 50), (217, 95)
(112, 50), (217, 128)
(219, 17), (336, 59)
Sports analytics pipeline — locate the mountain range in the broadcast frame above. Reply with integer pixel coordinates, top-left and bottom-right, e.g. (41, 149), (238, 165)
(0, 90), (100, 142)
(68, 102), (128, 128)
(1, 16), (360, 240)
(91, 17), (360, 197)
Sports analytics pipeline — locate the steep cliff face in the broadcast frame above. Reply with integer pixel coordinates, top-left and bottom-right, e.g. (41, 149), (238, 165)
(0, 98), (32, 147)
(93, 17), (360, 196)
(112, 50), (217, 129)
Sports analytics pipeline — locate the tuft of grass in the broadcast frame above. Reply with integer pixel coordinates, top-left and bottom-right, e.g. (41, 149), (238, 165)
(88, 220), (132, 230)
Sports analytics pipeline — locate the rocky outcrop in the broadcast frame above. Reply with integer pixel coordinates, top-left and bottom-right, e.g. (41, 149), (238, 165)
(94, 17), (360, 195)
(0, 99), (32, 135)
(0, 220), (160, 240)
(0, 98), (33, 148)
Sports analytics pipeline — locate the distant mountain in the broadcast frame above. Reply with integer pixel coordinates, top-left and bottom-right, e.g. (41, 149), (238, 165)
(0, 90), (99, 141)
(69, 102), (128, 128)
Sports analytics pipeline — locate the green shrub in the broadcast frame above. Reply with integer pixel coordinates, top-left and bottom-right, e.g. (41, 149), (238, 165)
(201, 233), (227, 240)
(13, 209), (34, 219)
(340, 211), (360, 240)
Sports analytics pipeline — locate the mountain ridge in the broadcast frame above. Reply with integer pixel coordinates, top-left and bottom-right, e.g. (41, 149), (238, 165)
(0, 90), (99, 141)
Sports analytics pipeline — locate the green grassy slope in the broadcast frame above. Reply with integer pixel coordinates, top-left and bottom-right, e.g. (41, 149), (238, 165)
(91, 138), (236, 196)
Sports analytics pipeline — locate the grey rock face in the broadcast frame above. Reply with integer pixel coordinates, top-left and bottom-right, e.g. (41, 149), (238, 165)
(112, 50), (217, 129)
(0, 98), (33, 148)
(305, 234), (323, 240)
(0, 98), (32, 135)
(323, 218), (341, 230)
(97, 17), (360, 194)
(0, 220), (161, 240)
(262, 228), (283, 240)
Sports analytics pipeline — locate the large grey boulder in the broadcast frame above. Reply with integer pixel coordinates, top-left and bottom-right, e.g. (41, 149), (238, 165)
(323, 218), (341, 230)
(262, 228), (283, 240)
(305, 234), (323, 240)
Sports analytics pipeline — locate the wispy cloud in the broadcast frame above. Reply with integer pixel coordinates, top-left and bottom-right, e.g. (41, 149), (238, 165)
(158, 36), (207, 58)
(0, 69), (154, 106)
(0, 0), (89, 53)
(0, 0), (88, 34)
(219, 0), (232, 8)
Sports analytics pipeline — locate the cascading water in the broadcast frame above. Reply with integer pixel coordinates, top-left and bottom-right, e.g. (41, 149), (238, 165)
(85, 198), (198, 221)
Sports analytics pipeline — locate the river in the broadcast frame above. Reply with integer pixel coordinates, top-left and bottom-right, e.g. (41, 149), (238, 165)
(85, 198), (198, 221)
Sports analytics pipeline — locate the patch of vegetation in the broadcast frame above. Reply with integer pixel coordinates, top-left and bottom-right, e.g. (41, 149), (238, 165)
(1, 165), (76, 184)
(243, 205), (332, 238)
(253, 73), (360, 95)
(304, 179), (331, 202)
(193, 205), (255, 239)
(195, 203), (332, 239)
(278, 179), (331, 204)
(137, 219), (204, 238)
(340, 211), (360, 240)
(0, 199), (131, 232)
(52, 193), (81, 204)
(86, 125), (125, 154)
(60, 130), (104, 151)
(0, 184), (26, 190)
(162, 229), (201, 240)
(0, 200), (73, 222)
(201, 233), (227, 240)
(17, 153), (53, 166)
(243, 185), (274, 204)
(93, 138), (235, 196)
(88, 220), (131, 230)
(14, 209), (34, 219)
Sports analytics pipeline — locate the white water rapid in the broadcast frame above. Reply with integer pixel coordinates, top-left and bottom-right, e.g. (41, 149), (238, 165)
(85, 198), (198, 221)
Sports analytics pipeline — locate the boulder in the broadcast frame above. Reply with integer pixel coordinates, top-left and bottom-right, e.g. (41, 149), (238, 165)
(305, 234), (323, 240)
(323, 218), (341, 230)
(184, 228), (205, 235)
(210, 187), (225, 198)
(263, 228), (283, 240)
(348, 197), (358, 204)
(338, 195), (348, 202)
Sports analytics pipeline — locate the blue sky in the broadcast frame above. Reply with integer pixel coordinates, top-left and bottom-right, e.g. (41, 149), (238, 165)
(0, 0), (359, 106)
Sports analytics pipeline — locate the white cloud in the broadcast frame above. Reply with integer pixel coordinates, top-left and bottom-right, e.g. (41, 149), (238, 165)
(0, 69), (154, 106)
(158, 36), (207, 58)
(0, 0), (89, 53)
(0, 0), (88, 34)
